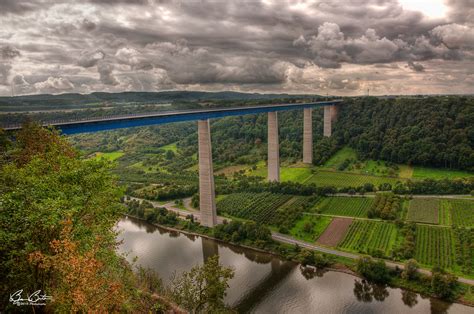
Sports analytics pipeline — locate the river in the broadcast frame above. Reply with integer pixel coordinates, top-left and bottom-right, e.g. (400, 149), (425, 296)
(116, 216), (472, 313)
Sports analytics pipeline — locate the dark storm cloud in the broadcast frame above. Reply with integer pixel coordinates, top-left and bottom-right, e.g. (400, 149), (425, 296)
(0, 0), (40, 15)
(0, 0), (473, 96)
(408, 61), (425, 72)
(1, 45), (21, 59)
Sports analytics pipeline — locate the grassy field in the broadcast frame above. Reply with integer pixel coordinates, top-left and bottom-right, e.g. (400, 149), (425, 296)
(315, 197), (373, 218)
(305, 170), (403, 188)
(289, 215), (332, 242)
(406, 199), (439, 224)
(338, 220), (397, 257)
(321, 147), (357, 169)
(412, 166), (474, 179)
(248, 164), (313, 182)
(415, 225), (456, 269)
(160, 142), (178, 152)
(93, 151), (124, 161)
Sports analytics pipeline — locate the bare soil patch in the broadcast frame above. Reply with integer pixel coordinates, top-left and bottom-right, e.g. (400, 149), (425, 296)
(317, 217), (353, 246)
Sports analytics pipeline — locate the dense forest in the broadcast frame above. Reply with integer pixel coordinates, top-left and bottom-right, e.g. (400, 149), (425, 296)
(334, 96), (474, 171)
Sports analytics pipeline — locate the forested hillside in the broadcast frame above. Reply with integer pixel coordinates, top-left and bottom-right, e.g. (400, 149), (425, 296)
(334, 97), (474, 171)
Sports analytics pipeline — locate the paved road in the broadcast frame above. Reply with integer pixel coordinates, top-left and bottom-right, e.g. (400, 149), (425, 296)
(272, 232), (474, 285)
(333, 193), (474, 200)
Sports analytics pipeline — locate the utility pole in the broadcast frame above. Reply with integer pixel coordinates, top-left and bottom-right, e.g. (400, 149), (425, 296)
(11, 82), (14, 97)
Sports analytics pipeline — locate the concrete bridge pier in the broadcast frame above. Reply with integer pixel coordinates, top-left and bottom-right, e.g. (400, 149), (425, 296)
(303, 108), (313, 164)
(198, 119), (217, 227)
(330, 105), (338, 122)
(267, 112), (280, 182)
(323, 106), (332, 137)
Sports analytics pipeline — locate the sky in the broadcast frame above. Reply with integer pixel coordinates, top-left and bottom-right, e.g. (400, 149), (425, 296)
(0, 0), (473, 96)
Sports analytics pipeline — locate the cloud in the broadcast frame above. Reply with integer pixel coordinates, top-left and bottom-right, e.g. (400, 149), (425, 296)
(0, 63), (12, 85)
(407, 60), (425, 72)
(431, 23), (474, 49)
(98, 62), (119, 85)
(77, 50), (106, 68)
(34, 76), (75, 93)
(0, 0), (473, 96)
(1, 46), (21, 59)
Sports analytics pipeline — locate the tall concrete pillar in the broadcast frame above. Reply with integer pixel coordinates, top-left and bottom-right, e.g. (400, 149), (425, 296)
(323, 106), (332, 137)
(267, 112), (280, 182)
(330, 105), (338, 122)
(303, 108), (313, 164)
(198, 119), (217, 227)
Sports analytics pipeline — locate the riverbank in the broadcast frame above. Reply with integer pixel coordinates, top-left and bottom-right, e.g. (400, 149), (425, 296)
(123, 213), (474, 307)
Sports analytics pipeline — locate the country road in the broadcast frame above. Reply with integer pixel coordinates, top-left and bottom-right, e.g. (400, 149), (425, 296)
(127, 195), (474, 285)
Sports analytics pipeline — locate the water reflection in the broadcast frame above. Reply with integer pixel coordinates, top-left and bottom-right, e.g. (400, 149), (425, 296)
(117, 217), (472, 314)
(353, 279), (389, 303)
(402, 290), (419, 308)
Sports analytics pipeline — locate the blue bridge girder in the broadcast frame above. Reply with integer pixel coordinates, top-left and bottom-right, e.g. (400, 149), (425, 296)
(3, 100), (342, 135)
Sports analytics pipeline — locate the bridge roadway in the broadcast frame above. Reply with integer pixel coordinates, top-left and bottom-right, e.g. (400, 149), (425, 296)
(4, 99), (342, 135)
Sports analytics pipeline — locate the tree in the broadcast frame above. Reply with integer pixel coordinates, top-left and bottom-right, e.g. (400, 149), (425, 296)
(401, 259), (419, 280)
(1, 123), (132, 311)
(356, 257), (391, 284)
(431, 268), (458, 300)
(169, 255), (234, 313)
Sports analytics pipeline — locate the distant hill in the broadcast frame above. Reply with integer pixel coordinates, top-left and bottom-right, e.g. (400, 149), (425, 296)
(0, 91), (319, 109)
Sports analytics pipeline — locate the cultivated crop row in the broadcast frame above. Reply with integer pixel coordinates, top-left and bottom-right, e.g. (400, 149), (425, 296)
(446, 200), (474, 227)
(338, 220), (397, 257)
(317, 197), (373, 218)
(216, 192), (292, 224)
(453, 227), (473, 274)
(414, 225), (455, 269)
(406, 198), (439, 224)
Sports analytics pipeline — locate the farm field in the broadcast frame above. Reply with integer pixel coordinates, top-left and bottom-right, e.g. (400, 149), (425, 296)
(412, 166), (474, 180)
(315, 197), (373, 218)
(316, 217), (353, 246)
(406, 198), (439, 224)
(216, 192), (292, 225)
(248, 165), (313, 182)
(289, 215), (332, 243)
(441, 199), (474, 227)
(415, 225), (456, 269)
(304, 170), (404, 188)
(338, 220), (397, 257)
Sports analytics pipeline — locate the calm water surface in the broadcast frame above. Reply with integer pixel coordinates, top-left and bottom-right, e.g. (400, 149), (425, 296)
(116, 217), (472, 314)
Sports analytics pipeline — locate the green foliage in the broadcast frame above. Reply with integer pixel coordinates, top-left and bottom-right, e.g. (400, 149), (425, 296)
(367, 193), (401, 220)
(335, 96), (474, 171)
(402, 259), (420, 280)
(159, 255), (234, 313)
(0, 124), (134, 311)
(213, 221), (272, 247)
(431, 267), (459, 300)
(356, 257), (391, 284)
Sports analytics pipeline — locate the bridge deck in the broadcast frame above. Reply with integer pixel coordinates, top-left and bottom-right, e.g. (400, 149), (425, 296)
(4, 99), (342, 135)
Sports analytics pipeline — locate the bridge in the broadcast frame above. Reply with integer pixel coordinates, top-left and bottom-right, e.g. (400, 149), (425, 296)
(5, 99), (343, 227)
